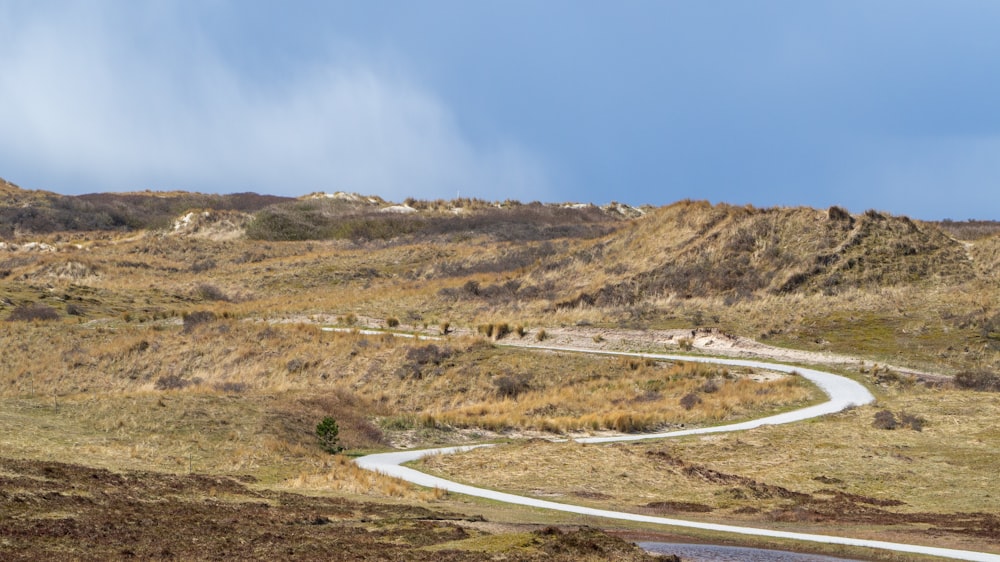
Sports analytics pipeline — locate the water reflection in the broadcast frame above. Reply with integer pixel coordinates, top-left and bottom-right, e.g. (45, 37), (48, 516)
(639, 542), (862, 562)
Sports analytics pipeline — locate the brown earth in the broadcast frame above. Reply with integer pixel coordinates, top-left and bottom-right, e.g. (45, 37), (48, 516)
(0, 456), (659, 561)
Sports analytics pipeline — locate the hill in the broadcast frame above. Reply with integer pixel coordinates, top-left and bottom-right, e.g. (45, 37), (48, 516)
(2, 176), (1000, 557)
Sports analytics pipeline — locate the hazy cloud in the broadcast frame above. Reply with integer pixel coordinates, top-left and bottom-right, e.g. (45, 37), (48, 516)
(0, 3), (549, 200)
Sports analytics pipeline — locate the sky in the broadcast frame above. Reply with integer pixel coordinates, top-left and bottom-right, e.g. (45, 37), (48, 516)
(1, 1), (998, 220)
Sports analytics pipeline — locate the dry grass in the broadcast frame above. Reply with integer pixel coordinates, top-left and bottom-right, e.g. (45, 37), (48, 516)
(282, 454), (448, 501)
(426, 363), (813, 433)
(2, 193), (999, 557)
(421, 384), (1000, 553)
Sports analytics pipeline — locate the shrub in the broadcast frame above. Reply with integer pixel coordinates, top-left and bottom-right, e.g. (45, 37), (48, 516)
(182, 310), (217, 333)
(535, 329), (547, 341)
(397, 345), (452, 380)
(678, 337), (694, 351)
(827, 205), (852, 222)
(316, 417), (343, 454)
(899, 411), (926, 431)
(679, 393), (701, 410)
(439, 321), (451, 335)
(405, 344), (451, 366)
(493, 322), (511, 340)
(699, 379), (720, 393)
(7, 303), (60, 322)
(494, 373), (532, 399)
(213, 381), (248, 393)
(385, 317), (400, 328)
(190, 258), (216, 273)
(155, 375), (200, 391)
(872, 409), (897, 430)
(194, 283), (229, 302)
(954, 370), (1000, 392)
(515, 325), (526, 338)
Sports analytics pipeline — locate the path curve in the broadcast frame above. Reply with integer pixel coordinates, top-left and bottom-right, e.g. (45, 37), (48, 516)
(356, 345), (1000, 561)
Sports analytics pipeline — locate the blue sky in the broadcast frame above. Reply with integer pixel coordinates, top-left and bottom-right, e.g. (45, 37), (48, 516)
(1, 1), (998, 219)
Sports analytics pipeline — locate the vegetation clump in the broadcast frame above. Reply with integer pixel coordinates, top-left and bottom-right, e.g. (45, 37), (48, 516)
(873, 409), (926, 431)
(493, 373), (532, 399)
(315, 416), (343, 454)
(6, 303), (59, 322)
(182, 310), (217, 333)
(954, 370), (1000, 392)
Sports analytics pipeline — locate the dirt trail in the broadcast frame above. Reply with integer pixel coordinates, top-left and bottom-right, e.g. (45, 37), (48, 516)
(320, 315), (946, 383)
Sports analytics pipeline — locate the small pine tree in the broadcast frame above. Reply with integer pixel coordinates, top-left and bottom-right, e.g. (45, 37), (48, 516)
(316, 417), (343, 454)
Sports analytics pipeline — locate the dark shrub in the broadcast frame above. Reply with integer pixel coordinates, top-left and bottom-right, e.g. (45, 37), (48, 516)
(494, 373), (532, 399)
(190, 258), (216, 273)
(214, 381), (248, 393)
(954, 370), (1000, 392)
(155, 375), (200, 390)
(182, 310), (217, 333)
(405, 344), (451, 366)
(699, 379), (720, 393)
(872, 409), (897, 430)
(194, 283), (229, 302)
(493, 322), (511, 340)
(899, 411), (926, 431)
(679, 392), (701, 410)
(827, 206), (852, 222)
(7, 303), (60, 322)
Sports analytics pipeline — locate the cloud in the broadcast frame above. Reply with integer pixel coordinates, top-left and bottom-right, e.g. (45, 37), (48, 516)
(0, 3), (549, 201)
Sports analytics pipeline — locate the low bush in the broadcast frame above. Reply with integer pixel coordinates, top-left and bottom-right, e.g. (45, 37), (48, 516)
(190, 258), (216, 273)
(494, 373), (532, 399)
(699, 379), (720, 393)
(213, 381), (248, 393)
(679, 393), (701, 410)
(194, 283), (230, 302)
(954, 370), (1000, 392)
(872, 409), (897, 430)
(493, 322), (511, 340)
(899, 411), (926, 431)
(396, 344), (453, 380)
(154, 375), (201, 391)
(7, 303), (60, 322)
(182, 310), (217, 333)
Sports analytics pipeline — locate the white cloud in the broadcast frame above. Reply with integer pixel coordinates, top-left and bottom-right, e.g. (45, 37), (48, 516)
(0, 3), (550, 201)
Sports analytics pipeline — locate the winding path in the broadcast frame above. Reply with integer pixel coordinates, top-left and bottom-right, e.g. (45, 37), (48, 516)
(356, 345), (1000, 561)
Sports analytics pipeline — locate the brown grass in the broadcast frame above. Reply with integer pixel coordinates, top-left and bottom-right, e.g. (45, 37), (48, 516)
(1, 193), (998, 557)
(421, 384), (1000, 554)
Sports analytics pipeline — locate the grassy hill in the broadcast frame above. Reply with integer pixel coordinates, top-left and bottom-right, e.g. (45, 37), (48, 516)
(2, 176), (999, 557)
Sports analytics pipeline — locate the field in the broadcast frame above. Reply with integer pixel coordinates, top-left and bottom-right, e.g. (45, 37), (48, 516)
(1, 183), (999, 559)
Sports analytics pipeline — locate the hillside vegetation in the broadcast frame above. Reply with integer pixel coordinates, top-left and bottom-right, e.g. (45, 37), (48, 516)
(2, 176), (999, 557)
